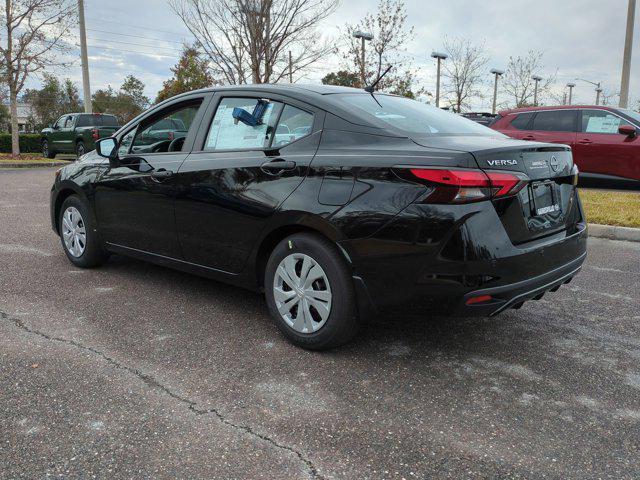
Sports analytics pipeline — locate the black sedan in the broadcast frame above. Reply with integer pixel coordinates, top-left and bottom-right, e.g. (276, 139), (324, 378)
(50, 84), (587, 350)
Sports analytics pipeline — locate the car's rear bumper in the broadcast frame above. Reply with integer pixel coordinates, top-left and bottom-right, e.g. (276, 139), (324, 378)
(340, 199), (588, 318)
(454, 250), (585, 316)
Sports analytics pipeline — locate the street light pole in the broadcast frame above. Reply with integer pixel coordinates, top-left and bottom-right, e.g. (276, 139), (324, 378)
(353, 31), (373, 87)
(431, 52), (448, 108)
(490, 69), (504, 114)
(577, 78), (602, 105)
(567, 83), (576, 105)
(532, 75), (542, 106)
(78, 0), (92, 113)
(620, 0), (636, 108)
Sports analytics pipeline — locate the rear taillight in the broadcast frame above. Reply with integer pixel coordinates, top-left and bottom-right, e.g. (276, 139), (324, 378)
(408, 168), (529, 204)
(91, 128), (99, 140)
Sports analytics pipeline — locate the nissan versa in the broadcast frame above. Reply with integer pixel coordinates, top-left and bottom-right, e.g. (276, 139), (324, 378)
(50, 85), (588, 350)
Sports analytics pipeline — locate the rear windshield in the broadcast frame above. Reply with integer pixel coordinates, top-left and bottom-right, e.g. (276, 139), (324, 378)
(76, 114), (119, 127)
(338, 94), (496, 136)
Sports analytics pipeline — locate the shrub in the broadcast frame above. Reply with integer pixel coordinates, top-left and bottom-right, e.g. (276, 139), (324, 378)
(0, 134), (42, 153)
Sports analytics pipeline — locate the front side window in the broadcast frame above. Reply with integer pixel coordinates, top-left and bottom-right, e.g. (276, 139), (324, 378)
(581, 110), (632, 134)
(273, 105), (314, 147)
(205, 97), (280, 150)
(118, 129), (136, 156)
(131, 101), (202, 153)
(63, 115), (75, 129)
(54, 116), (66, 129)
(531, 110), (577, 132)
(336, 94), (495, 136)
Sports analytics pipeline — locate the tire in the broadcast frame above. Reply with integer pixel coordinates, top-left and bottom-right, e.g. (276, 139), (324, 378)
(59, 195), (108, 268)
(42, 140), (55, 159)
(264, 232), (359, 350)
(75, 141), (86, 160)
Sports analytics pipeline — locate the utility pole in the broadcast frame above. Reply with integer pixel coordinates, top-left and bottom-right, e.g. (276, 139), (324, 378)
(431, 52), (448, 108)
(78, 0), (92, 113)
(532, 76), (542, 106)
(620, 0), (636, 108)
(596, 87), (602, 105)
(490, 69), (504, 115)
(353, 31), (373, 87)
(567, 83), (576, 105)
(288, 51), (292, 83)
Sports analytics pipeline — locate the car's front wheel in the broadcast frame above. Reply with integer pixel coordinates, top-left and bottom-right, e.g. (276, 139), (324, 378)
(42, 140), (55, 159)
(264, 232), (359, 350)
(59, 195), (108, 268)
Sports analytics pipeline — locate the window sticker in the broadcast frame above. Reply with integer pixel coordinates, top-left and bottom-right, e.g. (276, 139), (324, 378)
(207, 102), (274, 150)
(586, 115), (621, 134)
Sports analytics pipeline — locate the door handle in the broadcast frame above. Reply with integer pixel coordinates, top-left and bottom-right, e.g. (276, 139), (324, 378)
(522, 135), (536, 141)
(260, 159), (296, 174)
(151, 169), (174, 180)
(578, 139), (593, 145)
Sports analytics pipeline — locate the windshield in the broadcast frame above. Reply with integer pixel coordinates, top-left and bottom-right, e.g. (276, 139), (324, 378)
(338, 94), (498, 136)
(621, 109), (640, 125)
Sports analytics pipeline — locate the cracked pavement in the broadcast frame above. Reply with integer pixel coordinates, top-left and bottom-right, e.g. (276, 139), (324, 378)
(1, 167), (639, 479)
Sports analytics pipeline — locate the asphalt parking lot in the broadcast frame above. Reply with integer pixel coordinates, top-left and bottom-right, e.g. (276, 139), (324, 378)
(1, 167), (639, 479)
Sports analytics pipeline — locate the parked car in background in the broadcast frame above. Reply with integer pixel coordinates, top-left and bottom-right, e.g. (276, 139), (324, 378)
(50, 85), (587, 350)
(461, 112), (498, 126)
(491, 105), (640, 187)
(41, 113), (120, 159)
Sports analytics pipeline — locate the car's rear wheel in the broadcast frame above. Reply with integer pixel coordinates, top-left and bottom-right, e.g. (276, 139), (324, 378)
(59, 195), (108, 268)
(75, 141), (85, 159)
(264, 232), (359, 350)
(42, 140), (55, 159)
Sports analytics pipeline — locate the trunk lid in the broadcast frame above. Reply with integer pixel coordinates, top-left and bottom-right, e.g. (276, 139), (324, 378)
(412, 135), (581, 244)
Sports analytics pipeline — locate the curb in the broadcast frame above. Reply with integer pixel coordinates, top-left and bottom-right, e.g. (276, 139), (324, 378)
(588, 223), (640, 243)
(0, 161), (71, 169)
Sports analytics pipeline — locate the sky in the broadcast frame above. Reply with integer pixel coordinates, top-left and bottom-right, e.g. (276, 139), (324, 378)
(40, 0), (639, 110)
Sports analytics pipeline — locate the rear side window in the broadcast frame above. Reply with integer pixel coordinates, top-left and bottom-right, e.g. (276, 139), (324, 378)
(205, 98), (281, 151)
(531, 110), (577, 132)
(509, 113), (534, 130)
(273, 105), (314, 147)
(581, 110), (632, 134)
(101, 115), (119, 126)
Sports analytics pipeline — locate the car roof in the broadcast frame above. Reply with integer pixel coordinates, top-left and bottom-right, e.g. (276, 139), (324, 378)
(498, 105), (619, 116)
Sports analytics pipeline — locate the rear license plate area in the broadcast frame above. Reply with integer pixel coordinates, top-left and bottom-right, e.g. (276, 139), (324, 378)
(523, 181), (563, 231)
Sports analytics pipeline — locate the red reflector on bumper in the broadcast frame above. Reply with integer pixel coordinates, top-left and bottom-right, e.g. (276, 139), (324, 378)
(466, 295), (493, 305)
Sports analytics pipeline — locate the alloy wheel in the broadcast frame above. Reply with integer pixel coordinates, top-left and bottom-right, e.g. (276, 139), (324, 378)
(273, 253), (332, 334)
(62, 206), (86, 257)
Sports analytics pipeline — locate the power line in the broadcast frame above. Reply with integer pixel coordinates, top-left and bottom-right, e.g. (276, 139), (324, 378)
(84, 16), (191, 38)
(86, 28), (190, 45)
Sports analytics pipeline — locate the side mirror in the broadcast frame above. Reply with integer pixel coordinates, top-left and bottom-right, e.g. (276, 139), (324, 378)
(619, 125), (637, 137)
(52, 124), (60, 130)
(96, 137), (119, 167)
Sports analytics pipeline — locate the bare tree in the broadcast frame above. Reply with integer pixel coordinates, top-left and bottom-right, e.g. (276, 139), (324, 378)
(169, 0), (337, 85)
(0, 0), (75, 156)
(340, 0), (418, 94)
(502, 50), (556, 108)
(441, 37), (488, 113)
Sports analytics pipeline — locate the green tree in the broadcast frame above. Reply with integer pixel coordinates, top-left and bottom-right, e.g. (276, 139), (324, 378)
(23, 73), (81, 130)
(156, 45), (216, 103)
(92, 76), (150, 124)
(321, 70), (360, 88)
(0, 103), (10, 132)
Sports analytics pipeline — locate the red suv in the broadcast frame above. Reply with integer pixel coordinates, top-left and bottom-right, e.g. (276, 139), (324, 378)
(491, 105), (640, 185)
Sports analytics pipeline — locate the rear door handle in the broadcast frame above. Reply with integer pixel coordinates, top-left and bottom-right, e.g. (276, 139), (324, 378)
(261, 159), (296, 174)
(151, 169), (174, 179)
(522, 135), (536, 141)
(578, 139), (593, 145)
